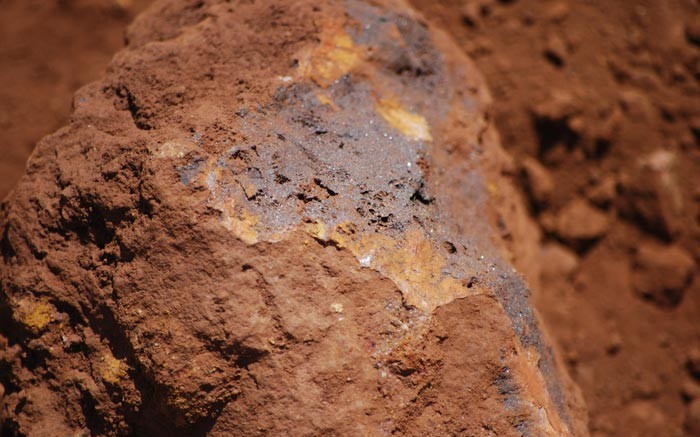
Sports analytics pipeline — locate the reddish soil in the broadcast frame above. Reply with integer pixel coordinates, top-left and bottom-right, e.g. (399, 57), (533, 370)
(0, 0), (152, 199)
(410, 1), (700, 435)
(1, 0), (699, 436)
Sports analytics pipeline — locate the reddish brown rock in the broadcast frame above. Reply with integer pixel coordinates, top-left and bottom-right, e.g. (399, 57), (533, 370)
(632, 241), (695, 308)
(683, 380), (700, 402)
(586, 175), (617, 207)
(552, 198), (610, 243)
(686, 15), (700, 46)
(532, 89), (578, 123)
(544, 33), (568, 67)
(687, 348), (700, 381)
(618, 150), (684, 239)
(686, 399), (700, 436)
(0, 0), (587, 435)
(544, 2), (570, 23)
(540, 242), (579, 283)
(522, 156), (554, 206)
(626, 400), (669, 436)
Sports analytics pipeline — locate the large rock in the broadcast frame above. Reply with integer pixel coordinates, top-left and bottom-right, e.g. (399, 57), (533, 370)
(0, 0), (587, 435)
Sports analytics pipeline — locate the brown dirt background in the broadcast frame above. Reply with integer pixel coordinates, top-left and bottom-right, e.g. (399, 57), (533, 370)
(0, 0), (153, 198)
(1, 0), (698, 435)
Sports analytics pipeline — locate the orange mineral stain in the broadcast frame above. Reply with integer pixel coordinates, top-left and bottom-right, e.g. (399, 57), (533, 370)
(376, 99), (432, 142)
(298, 20), (363, 87)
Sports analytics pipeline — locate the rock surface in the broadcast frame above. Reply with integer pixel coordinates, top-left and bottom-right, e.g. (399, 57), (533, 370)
(0, 0), (587, 435)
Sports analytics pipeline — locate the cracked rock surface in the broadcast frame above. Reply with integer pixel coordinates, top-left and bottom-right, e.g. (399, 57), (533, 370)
(0, 0), (587, 435)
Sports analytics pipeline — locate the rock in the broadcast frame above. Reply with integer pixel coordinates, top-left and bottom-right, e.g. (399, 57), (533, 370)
(618, 150), (684, 238)
(567, 115), (586, 137)
(544, 33), (568, 66)
(545, 2), (570, 22)
(619, 89), (655, 123)
(587, 106), (622, 157)
(531, 90), (581, 155)
(460, 0), (501, 29)
(632, 372), (663, 399)
(686, 399), (700, 436)
(460, 2), (482, 28)
(554, 198), (610, 242)
(686, 15), (700, 46)
(690, 116), (700, 143)
(533, 89), (577, 122)
(627, 401), (668, 434)
(540, 242), (579, 282)
(632, 241), (695, 308)
(688, 348), (700, 381)
(0, 0), (586, 436)
(522, 156), (554, 205)
(605, 330), (623, 356)
(682, 380), (700, 401)
(586, 175), (617, 207)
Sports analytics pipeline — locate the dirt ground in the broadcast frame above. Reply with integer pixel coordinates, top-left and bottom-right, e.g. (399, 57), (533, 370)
(0, 0), (152, 199)
(410, 1), (700, 436)
(1, 0), (699, 436)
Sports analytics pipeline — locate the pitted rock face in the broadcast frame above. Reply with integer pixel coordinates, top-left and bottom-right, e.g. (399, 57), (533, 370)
(0, 0), (587, 436)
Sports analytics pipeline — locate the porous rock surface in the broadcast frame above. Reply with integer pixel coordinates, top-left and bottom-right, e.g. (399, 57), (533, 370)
(0, 0), (587, 435)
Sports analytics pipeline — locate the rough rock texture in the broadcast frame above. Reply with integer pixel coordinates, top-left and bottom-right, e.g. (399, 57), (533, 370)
(0, 0), (587, 435)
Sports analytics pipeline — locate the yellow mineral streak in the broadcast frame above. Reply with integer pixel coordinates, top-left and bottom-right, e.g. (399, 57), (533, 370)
(155, 140), (196, 159)
(487, 182), (499, 197)
(376, 99), (432, 142)
(299, 20), (362, 87)
(216, 215), (480, 312)
(309, 222), (481, 313)
(199, 158), (261, 245)
(101, 353), (127, 384)
(19, 301), (52, 332)
(219, 200), (259, 245)
(316, 92), (339, 110)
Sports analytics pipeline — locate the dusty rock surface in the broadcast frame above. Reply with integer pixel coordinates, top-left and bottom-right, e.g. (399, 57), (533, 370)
(0, 0), (587, 435)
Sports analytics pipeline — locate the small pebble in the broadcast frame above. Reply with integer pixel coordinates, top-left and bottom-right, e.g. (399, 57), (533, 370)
(554, 198), (609, 242)
(540, 242), (579, 281)
(685, 16), (700, 46)
(605, 331), (623, 355)
(685, 399), (700, 435)
(544, 33), (568, 66)
(586, 176), (617, 207)
(460, 2), (481, 27)
(545, 1), (570, 22)
(521, 156), (554, 205)
(532, 89), (576, 122)
(688, 348), (700, 381)
(682, 380), (700, 401)
(632, 241), (694, 308)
